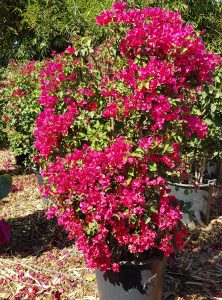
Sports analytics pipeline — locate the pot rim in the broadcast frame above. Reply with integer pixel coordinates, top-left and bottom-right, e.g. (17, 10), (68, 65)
(167, 180), (215, 188)
(111, 255), (166, 267)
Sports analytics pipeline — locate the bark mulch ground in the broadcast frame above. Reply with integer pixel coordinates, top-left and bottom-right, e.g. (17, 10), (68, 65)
(0, 149), (221, 299)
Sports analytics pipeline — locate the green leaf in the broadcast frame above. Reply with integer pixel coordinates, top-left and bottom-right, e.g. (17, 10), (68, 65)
(128, 168), (134, 177)
(204, 118), (213, 126)
(126, 178), (132, 185)
(130, 214), (137, 224)
(150, 206), (158, 214)
(180, 47), (188, 54)
(138, 82), (143, 91)
(131, 152), (143, 158)
(145, 216), (151, 224)
(215, 92), (222, 99)
(145, 81), (150, 89)
(211, 104), (216, 112)
(149, 163), (157, 172)
(85, 221), (98, 235)
(183, 188), (190, 196)
(163, 143), (173, 153)
(174, 135), (182, 143)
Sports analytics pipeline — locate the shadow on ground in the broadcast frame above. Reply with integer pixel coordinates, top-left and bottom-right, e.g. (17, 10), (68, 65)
(164, 217), (222, 299)
(0, 167), (34, 176)
(0, 210), (73, 258)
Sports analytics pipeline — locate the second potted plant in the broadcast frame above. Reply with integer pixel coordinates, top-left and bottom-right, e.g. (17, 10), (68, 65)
(169, 65), (222, 225)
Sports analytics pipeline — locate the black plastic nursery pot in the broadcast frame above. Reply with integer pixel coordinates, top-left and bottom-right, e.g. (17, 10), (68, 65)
(96, 256), (166, 300)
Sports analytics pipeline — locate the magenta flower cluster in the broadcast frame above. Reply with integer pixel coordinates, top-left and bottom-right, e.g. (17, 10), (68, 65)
(34, 3), (220, 271)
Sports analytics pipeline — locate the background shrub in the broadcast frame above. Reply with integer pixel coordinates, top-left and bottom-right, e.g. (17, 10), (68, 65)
(2, 60), (43, 166)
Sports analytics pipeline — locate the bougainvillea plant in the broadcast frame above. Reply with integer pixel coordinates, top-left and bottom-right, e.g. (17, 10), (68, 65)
(34, 2), (221, 272)
(2, 60), (43, 166)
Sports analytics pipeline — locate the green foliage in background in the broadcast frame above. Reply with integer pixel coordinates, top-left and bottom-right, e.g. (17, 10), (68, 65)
(0, 0), (221, 66)
(0, 1), (32, 66)
(0, 0), (114, 65)
(21, 0), (114, 57)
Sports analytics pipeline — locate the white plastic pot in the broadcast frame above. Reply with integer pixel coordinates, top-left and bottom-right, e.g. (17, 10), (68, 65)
(168, 182), (214, 225)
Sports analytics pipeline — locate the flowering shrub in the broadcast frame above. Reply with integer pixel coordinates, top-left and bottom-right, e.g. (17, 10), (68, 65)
(2, 60), (43, 166)
(34, 3), (220, 271)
